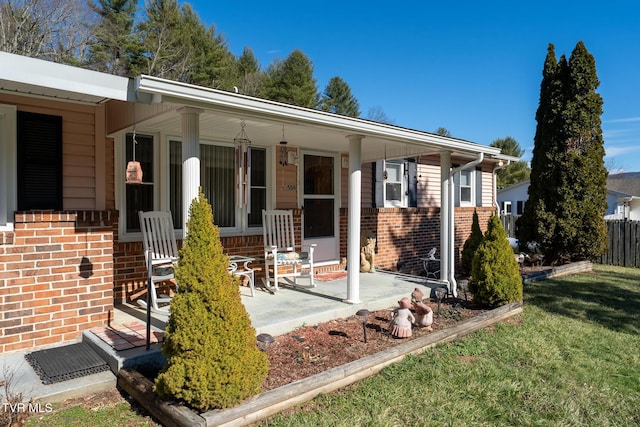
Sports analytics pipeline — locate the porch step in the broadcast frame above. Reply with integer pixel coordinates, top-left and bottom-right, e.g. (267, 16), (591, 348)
(82, 328), (165, 375)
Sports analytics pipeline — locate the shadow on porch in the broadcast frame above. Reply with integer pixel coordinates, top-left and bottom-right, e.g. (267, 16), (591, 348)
(84, 271), (446, 376)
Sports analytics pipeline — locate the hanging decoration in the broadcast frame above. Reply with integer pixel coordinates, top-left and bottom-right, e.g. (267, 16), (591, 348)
(279, 124), (288, 167)
(125, 128), (143, 184)
(233, 119), (252, 145)
(233, 119), (251, 209)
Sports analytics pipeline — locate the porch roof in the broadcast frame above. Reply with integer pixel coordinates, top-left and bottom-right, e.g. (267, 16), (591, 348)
(0, 52), (129, 104)
(133, 75), (511, 164)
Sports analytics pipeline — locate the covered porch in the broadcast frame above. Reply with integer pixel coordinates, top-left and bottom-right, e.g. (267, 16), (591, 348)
(113, 272), (447, 339)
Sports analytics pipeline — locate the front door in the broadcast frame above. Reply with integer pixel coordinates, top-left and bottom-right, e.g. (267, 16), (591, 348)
(302, 152), (339, 263)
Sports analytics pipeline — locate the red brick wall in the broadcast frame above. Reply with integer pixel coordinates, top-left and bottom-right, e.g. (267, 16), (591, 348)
(112, 207), (497, 303)
(340, 206), (496, 275)
(0, 211), (114, 354)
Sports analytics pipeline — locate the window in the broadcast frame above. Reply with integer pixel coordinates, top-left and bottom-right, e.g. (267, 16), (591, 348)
(125, 133), (154, 232)
(516, 200), (525, 215)
(17, 112), (62, 210)
(459, 170), (473, 206)
(169, 140), (266, 232)
(384, 161), (406, 207)
(502, 201), (512, 215)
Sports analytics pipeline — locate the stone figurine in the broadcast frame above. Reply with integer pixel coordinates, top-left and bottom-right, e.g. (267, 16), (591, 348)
(390, 297), (415, 338)
(411, 288), (433, 331)
(360, 232), (376, 273)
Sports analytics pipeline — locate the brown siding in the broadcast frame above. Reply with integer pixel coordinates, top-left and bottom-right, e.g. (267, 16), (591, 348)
(0, 93), (108, 211)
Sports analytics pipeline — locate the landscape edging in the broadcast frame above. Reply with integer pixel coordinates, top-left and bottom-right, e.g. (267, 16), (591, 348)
(118, 302), (523, 427)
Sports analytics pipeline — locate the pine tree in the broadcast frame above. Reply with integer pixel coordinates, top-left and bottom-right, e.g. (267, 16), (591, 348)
(154, 189), (268, 411)
(87, 0), (140, 76)
(319, 76), (360, 117)
(517, 42), (607, 264)
(262, 49), (319, 108)
(490, 137), (531, 188)
(470, 213), (523, 307)
(461, 209), (483, 275)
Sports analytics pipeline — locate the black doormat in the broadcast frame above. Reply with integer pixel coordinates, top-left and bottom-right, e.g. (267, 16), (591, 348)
(25, 342), (110, 385)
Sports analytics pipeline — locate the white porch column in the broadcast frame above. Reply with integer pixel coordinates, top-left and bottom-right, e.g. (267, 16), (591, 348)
(179, 107), (203, 236)
(440, 151), (451, 286)
(345, 134), (364, 304)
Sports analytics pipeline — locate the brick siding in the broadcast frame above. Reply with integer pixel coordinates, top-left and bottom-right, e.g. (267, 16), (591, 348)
(0, 211), (114, 354)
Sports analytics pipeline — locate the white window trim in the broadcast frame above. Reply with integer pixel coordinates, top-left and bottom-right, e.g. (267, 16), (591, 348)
(458, 169), (476, 207)
(0, 104), (17, 231)
(384, 160), (408, 208)
(502, 201), (512, 215)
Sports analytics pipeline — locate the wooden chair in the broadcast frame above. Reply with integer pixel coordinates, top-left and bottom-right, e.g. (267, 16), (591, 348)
(138, 211), (178, 313)
(262, 209), (315, 290)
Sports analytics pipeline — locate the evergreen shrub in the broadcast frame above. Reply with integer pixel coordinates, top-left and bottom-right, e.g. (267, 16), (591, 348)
(470, 213), (523, 307)
(461, 209), (483, 275)
(154, 189), (268, 411)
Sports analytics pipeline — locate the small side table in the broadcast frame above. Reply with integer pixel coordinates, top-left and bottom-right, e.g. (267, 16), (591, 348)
(228, 256), (255, 297)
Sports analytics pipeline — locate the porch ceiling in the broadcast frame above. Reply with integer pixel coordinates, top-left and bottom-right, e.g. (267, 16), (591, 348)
(134, 75), (505, 164)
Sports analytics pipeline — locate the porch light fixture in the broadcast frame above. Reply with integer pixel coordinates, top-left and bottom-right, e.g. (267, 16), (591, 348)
(434, 287), (447, 317)
(233, 119), (252, 145)
(355, 309), (371, 343)
(279, 124), (288, 166)
(125, 129), (143, 184)
(256, 333), (274, 351)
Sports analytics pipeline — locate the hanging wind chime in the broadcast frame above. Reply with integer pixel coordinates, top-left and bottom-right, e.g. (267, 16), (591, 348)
(125, 129), (143, 184)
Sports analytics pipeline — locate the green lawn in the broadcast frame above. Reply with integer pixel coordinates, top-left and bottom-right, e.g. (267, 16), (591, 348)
(25, 264), (640, 426)
(261, 264), (640, 426)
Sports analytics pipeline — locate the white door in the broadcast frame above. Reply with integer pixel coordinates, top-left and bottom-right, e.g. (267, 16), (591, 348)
(301, 152), (339, 263)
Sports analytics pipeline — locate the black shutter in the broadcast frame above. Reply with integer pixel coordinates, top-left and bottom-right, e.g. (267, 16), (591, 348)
(17, 112), (63, 210)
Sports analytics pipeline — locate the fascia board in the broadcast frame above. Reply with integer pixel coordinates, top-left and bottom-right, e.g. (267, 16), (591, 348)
(135, 75), (503, 158)
(0, 52), (129, 102)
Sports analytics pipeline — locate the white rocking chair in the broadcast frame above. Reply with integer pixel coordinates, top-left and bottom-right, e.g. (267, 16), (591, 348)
(262, 209), (315, 290)
(138, 211), (178, 313)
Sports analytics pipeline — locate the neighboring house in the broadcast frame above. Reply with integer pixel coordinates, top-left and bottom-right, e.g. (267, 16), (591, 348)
(497, 177), (640, 220)
(0, 52), (515, 354)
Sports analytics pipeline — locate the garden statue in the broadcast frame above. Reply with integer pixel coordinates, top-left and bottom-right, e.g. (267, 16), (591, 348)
(390, 297), (414, 338)
(360, 231), (376, 273)
(411, 288), (433, 330)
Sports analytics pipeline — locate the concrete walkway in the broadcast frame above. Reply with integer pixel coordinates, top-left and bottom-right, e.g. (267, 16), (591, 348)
(1, 271), (442, 405)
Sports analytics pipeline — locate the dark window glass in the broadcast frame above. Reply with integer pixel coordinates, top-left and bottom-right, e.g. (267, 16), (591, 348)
(125, 133), (153, 232)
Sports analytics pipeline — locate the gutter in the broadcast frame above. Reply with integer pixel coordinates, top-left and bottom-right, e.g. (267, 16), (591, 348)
(447, 153), (484, 296)
(493, 159), (511, 212)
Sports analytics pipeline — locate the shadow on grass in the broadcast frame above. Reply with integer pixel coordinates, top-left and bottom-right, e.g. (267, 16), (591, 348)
(524, 266), (640, 335)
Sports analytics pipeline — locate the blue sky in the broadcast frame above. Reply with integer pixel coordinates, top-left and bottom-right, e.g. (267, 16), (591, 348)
(186, 0), (640, 172)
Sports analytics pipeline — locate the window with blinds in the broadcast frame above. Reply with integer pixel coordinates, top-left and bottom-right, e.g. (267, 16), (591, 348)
(17, 112), (62, 211)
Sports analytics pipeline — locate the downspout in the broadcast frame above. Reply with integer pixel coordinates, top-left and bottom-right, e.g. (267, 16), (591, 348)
(448, 153), (484, 297)
(493, 159), (510, 212)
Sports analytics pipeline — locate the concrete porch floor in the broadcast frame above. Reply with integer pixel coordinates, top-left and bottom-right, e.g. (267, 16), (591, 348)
(2, 271), (445, 405)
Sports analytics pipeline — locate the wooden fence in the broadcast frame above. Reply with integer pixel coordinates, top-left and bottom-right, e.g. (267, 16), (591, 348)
(599, 220), (640, 268)
(499, 215), (640, 268)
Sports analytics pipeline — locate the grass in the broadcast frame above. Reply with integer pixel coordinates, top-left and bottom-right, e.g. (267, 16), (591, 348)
(24, 264), (640, 426)
(26, 401), (157, 427)
(260, 264), (640, 426)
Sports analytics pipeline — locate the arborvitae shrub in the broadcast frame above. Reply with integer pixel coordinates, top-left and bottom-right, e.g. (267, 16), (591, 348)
(461, 209), (483, 275)
(154, 189), (268, 411)
(470, 213), (523, 307)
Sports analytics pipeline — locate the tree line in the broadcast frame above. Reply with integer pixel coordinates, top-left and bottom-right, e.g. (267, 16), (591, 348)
(0, 0), (361, 117)
(0, 0), (533, 185)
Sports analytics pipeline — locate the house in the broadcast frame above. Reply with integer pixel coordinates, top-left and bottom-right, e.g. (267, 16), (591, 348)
(497, 176), (640, 220)
(0, 52), (515, 354)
